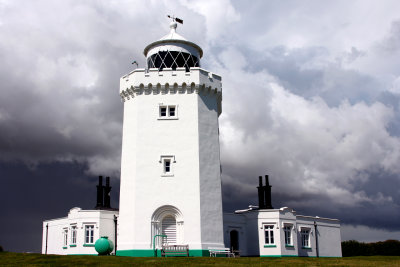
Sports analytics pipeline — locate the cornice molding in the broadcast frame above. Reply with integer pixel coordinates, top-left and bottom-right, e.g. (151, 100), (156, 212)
(120, 82), (222, 103)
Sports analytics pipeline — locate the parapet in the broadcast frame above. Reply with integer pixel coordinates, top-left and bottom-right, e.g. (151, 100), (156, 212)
(119, 67), (222, 115)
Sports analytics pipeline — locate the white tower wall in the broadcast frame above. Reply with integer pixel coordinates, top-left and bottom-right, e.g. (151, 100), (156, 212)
(118, 67), (224, 256)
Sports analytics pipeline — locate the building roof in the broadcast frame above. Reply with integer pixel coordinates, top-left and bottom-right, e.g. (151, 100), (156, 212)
(143, 21), (203, 58)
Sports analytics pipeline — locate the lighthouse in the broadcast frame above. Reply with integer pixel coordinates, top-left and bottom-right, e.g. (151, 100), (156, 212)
(41, 18), (342, 258)
(117, 18), (225, 256)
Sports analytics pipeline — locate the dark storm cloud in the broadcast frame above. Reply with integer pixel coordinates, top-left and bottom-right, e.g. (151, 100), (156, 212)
(0, 161), (120, 252)
(211, 0), (400, 238)
(1, 0), (400, 252)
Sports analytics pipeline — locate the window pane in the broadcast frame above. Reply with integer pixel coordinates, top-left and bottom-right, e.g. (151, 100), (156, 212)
(163, 51), (174, 69)
(264, 225), (274, 244)
(270, 231), (274, 244)
(160, 107), (167, 117)
(169, 107), (175, 117)
(165, 160), (170, 172)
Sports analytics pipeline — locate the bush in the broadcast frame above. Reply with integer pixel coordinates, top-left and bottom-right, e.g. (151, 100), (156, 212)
(342, 240), (400, 257)
(0, 246), (3, 252)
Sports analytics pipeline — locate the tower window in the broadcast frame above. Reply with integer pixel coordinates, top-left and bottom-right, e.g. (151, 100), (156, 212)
(158, 105), (178, 120)
(160, 155), (175, 176)
(147, 50), (199, 72)
(169, 106), (175, 117)
(164, 159), (171, 173)
(160, 107), (167, 117)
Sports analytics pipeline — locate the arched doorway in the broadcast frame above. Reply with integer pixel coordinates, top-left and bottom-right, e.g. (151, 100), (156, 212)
(230, 230), (239, 252)
(151, 205), (184, 248)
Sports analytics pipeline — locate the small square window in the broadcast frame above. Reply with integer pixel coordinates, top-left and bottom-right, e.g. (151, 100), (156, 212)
(158, 105), (178, 119)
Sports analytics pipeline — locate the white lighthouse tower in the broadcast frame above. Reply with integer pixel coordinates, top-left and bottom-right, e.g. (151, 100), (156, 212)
(117, 18), (224, 256)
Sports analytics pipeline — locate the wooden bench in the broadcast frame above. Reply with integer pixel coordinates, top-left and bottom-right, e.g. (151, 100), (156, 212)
(161, 244), (189, 257)
(208, 247), (235, 257)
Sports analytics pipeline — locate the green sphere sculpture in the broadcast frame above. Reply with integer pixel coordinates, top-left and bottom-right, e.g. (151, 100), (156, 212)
(95, 236), (114, 255)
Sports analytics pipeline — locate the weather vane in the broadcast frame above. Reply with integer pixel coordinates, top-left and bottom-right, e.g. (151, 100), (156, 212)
(167, 15), (183, 24)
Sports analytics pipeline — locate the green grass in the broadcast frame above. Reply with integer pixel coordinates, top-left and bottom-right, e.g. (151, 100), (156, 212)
(1, 252), (400, 266)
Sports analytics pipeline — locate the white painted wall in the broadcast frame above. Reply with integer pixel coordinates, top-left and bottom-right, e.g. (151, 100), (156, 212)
(257, 210), (282, 257)
(118, 67), (224, 252)
(198, 93), (224, 248)
(42, 208), (118, 255)
(223, 213), (248, 254)
(297, 215), (342, 257)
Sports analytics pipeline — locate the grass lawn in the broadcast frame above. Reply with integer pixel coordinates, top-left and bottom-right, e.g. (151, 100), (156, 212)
(2, 252), (400, 266)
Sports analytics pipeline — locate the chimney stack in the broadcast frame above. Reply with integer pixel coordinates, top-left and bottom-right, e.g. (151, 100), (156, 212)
(257, 176), (266, 209)
(264, 175), (273, 209)
(256, 174), (273, 209)
(95, 176), (104, 209)
(104, 176), (112, 208)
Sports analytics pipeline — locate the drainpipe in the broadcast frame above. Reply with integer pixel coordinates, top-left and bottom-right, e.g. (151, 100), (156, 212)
(314, 221), (319, 257)
(153, 234), (167, 257)
(114, 215), (118, 255)
(45, 223), (48, 255)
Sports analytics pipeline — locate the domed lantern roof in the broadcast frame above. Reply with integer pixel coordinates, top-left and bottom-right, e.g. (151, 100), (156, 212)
(143, 18), (203, 72)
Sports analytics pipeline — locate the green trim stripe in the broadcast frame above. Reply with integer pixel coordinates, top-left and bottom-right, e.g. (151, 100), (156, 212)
(83, 244), (95, 247)
(260, 255), (283, 257)
(116, 249), (209, 257)
(261, 255), (298, 257)
(68, 254), (97, 256)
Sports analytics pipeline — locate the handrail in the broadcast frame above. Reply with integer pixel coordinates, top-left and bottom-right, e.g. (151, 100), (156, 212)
(153, 234), (167, 257)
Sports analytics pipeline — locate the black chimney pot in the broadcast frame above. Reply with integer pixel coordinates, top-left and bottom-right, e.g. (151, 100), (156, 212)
(95, 176), (104, 209)
(104, 176), (112, 209)
(264, 175), (273, 209)
(257, 176), (266, 209)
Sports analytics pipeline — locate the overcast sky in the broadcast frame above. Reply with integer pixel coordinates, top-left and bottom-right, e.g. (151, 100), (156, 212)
(1, 0), (400, 253)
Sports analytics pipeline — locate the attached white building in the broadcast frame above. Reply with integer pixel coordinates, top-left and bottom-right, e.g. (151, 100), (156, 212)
(42, 207), (118, 255)
(42, 176), (118, 255)
(222, 176), (342, 257)
(223, 208), (341, 257)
